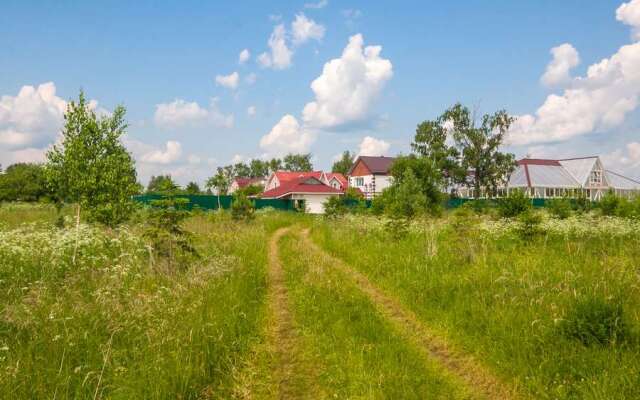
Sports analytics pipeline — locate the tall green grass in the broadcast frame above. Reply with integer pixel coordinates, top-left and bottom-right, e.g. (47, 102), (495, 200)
(0, 208), (295, 399)
(311, 215), (640, 399)
(277, 231), (470, 399)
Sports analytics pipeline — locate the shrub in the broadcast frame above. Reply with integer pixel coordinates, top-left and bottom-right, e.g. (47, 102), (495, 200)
(497, 190), (531, 218)
(599, 190), (619, 216)
(231, 192), (255, 220)
(559, 295), (629, 346)
(573, 193), (592, 214)
(547, 197), (572, 219)
(516, 210), (543, 240)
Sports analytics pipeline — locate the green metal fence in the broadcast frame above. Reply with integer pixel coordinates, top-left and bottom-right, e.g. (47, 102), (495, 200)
(133, 194), (296, 211)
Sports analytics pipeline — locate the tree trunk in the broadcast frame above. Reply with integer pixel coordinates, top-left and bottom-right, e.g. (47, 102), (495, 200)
(72, 203), (81, 265)
(217, 194), (221, 211)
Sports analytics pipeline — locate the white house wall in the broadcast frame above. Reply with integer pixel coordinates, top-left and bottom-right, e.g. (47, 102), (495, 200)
(290, 193), (337, 214)
(349, 174), (393, 198)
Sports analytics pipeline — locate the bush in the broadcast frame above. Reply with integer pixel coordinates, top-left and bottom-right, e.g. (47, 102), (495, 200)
(497, 190), (531, 218)
(599, 190), (619, 216)
(547, 197), (572, 219)
(231, 193), (255, 220)
(516, 210), (543, 240)
(559, 296), (629, 346)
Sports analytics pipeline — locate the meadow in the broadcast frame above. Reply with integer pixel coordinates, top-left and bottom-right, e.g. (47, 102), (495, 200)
(0, 203), (638, 399)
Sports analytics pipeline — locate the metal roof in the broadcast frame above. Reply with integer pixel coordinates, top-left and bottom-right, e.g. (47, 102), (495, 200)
(348, 156), (395, 175)
(605, 170), (640, 190)
(558, 157), (598, 186)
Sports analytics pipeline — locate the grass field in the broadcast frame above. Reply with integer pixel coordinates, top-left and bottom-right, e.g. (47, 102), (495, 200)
(1, 204), (638, 399)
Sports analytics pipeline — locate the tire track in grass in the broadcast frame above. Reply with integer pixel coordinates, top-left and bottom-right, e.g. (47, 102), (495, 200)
(300, 228), (520, 400)
(265, 227), (318, 399)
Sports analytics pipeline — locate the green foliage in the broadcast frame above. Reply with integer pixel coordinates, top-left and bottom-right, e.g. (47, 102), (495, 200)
(144, 197), (198, 270)
(573, 193), (592, 213)
(45, 91), (138, 226)
(385, 168), (428, 219)
(497, 190), (531, 218)
(0, 163), (49, 202)
(237, 184), (264, 197)
(184, 181), (201, 195)
(147, 175), (180, 194)
(412, 118), (463, 188)
(439, 103), (516, 197)
(599, 190), (619, 216)
(283, 153), (313, 172)
(515, 210), (543, 240)
(231, 192), (255, 220)
(206, 166), (233, 196)
(331, 150), (355, 175)
(547, 197), (572, 219)
(323, 188), (366, 218)
(389, 155), (443, 214)
(249, 158), (270, 177)
(559, 296), (629, 346)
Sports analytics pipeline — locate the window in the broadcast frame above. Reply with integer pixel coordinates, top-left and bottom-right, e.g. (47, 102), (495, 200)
(354, 177), (364, 186)
(590, 170), (602, 185)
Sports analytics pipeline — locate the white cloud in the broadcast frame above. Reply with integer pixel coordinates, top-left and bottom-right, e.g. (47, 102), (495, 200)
(617, 0), (640, 39)
(540, 43), (580, 87)
(602, 141), (640, 179)
(259, 114), (315, 156)
(231, 154), (247, 164)
(304, 0), (328, 9)
(247, 106), (256, 116)
(187, 154), (201, 165)
(258, 24), (292, 70)
(154, 98), (233, 129)
(140, 140), (182, 164)
(215, 71), (240, 89)
(238, 49), (250, 64)
(291, 14), (325, 45)
(302, 34), (393, 128)
(357, 136), (390, 156)
(508, 2), (640, 146)
(0, 82), (67, 150)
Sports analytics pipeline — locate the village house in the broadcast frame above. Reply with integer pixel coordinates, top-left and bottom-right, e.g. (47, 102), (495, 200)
(320, 172), (348, 191)
(347, 156), (395, 199)
(456, 156), (640, 200)
(228, 177), (266, 194)
(260, 174), (343, 214)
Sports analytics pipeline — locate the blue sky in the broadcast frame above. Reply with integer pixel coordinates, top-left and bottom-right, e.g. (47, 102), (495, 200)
(2, 0), (640, 185)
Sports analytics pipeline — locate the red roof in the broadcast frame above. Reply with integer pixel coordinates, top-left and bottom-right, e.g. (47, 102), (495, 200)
(517, 158), (561, 166)
(324, 172), (347, 186)
(233, 177), (264, 188)
(261, 176), (343, 198)
(274, 171), (323, 183)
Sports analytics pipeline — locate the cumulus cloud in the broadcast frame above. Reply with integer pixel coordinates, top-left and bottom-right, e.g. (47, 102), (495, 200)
(259, 114), (315, 156)
(357, 136), (390, 156)
(154, 98), (233, 129)
(0, 82), (66, 150)
(215, 71), (240, 89)
(258, 24), (292, 70)
(302, 34), (393, 129)
(139, 140), (182, 164)
(291, 14), (325, 45)
(238, 49), (250, 64)
(304, 0), (328, 9)
(617, 0), (640, 39)
(508, 1), (640, 146)
(540, 43), (580, 87)
(603, 141), (640, 174)
(247, 106), (256, 116)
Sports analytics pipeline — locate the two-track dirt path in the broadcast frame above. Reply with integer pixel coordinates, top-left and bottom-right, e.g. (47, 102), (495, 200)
(300, 228), (520, 400)
(265, 227), (319, 399)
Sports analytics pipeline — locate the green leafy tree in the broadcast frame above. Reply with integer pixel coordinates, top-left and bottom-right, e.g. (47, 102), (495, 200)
(442, 103), (516, 198)
(184, 181), (201, 195)
(45, 91), (138, 229)
(233, 162), (251, 178)
(385, 168), (428, 219)
(147, 175), (179, 194)
(497, 189), (531, 218)
(249, 159), (270, 177)
(268, 158), (283, 173)
(0, 163), (49, 202)
(412, 119), (463, 189)
(331, 151), (355, 175)
(205, 166), (233, 209)
(283, 153), (313, 171)
(389, 155), (443, 212)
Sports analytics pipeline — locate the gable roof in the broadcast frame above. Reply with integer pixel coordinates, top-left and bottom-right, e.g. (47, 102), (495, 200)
(605, 170), (640, 190)
(558, 157), (599, 185)
(348, 156), (395, 175)
(324, 172), (347, 186)
(274, 170), (323, 182)
(261, 176), (343, 198)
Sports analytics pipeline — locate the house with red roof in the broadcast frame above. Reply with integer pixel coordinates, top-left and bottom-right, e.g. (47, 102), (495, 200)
(264, 170), (323, 192)
(261, 175), (343, 214)
(321, 172), (348, 190)
(228, 177), (266, 194)
(347, 156), (396, 199)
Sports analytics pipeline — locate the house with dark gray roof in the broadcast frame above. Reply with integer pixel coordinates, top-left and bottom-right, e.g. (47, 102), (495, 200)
(347, 156), (396, 199)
